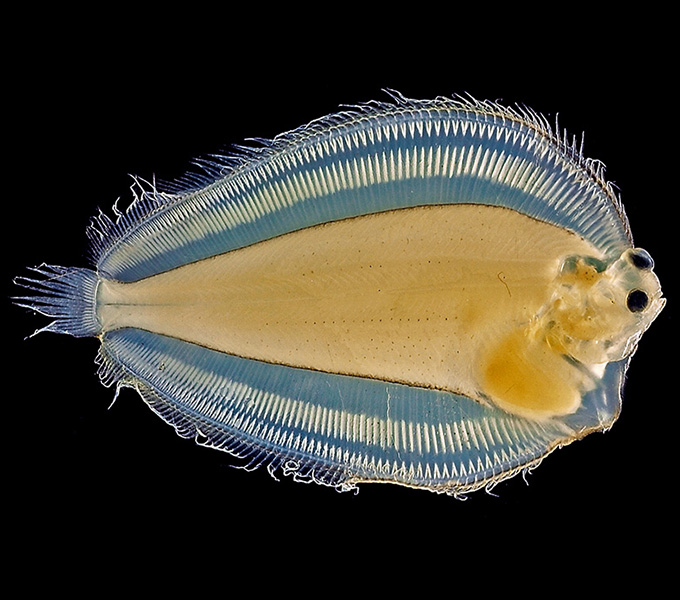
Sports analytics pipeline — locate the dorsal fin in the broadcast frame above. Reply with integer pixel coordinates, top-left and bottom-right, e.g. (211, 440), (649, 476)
(87, 91), (632, 282)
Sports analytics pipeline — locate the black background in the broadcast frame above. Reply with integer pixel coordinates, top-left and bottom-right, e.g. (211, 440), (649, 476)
(6, 10), (675, 583)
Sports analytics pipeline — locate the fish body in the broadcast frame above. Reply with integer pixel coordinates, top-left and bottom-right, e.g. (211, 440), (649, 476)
(16, 93), (664, 495)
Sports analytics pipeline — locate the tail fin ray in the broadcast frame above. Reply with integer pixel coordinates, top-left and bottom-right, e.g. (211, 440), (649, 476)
(14, 265), (100, 337)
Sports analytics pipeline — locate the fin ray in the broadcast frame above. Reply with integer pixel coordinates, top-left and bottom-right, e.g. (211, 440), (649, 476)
(13, 265), (100, 337)
(92, 93), (632, 282)
(100, 328), (595, 494)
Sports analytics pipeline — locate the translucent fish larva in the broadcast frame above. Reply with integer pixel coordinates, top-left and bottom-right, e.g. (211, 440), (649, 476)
(15, 92), (665, 496)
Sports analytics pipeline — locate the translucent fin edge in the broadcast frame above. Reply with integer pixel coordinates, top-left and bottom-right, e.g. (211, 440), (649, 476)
(13, 265), (100, 337)
(88, 89), (631, 276)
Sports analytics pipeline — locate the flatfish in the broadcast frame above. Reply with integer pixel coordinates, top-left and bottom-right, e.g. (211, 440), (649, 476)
(15, 92), (664, 495)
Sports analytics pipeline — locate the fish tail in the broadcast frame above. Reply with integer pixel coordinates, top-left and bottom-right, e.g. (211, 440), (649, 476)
(14, 265), (100, 338)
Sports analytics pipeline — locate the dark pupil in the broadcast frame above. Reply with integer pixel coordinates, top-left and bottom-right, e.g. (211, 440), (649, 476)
(630, 252), (653, 270)
(627, 289), (649, 312)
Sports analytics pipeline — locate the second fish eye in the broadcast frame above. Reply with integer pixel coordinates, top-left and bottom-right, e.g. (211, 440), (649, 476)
(629, 250), (654, 270)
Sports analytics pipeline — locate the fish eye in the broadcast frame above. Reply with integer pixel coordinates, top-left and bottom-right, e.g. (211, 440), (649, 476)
(628, 250), (654, 270)
(627, 289), (649, 312)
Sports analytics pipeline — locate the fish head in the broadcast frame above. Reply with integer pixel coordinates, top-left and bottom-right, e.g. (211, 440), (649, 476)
(602, 247), (665, 357)
(543, 247), (664, 365)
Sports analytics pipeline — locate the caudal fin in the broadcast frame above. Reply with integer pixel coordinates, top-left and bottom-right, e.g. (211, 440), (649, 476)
(14, 265), (100, 338)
